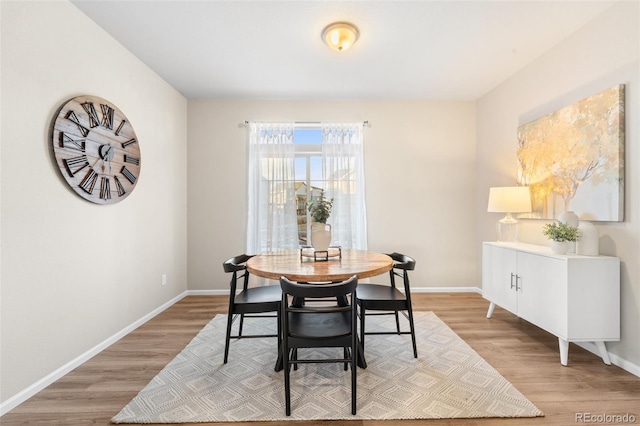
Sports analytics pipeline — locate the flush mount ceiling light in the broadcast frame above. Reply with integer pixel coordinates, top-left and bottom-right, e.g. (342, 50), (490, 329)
(321, 22), (359, 52)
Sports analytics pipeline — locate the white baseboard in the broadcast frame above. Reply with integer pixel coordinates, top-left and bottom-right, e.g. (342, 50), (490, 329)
(411, 286), (482, 293)
(575, 342), (640, 377)
(0, 291), (189, 416)
(187, 289), (229, 296)
(186, 287), (483, 296)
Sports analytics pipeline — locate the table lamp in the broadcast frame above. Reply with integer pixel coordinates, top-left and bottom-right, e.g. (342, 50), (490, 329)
(487, 186), (532, 242)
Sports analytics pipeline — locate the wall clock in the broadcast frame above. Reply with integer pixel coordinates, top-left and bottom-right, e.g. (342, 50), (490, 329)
(52, 95), (141, 204)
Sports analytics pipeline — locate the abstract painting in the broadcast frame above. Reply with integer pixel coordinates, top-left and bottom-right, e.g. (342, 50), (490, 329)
(517, 85), (625, 221)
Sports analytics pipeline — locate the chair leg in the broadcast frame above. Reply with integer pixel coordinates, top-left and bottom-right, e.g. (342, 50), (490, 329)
(351, 335), (357, 414)
(284, 347), (291, 416)
(407, 308), (418, 358)
(276, 309), (282, 362)
(359, 304), (366, 352)
(238, 313), (245, 337)
(343, 347), (348, 371)
(224, 312), (234, 364)
(394, 311), (401, 334)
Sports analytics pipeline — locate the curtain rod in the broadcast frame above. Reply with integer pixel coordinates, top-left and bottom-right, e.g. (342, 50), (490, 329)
(243, 120), (369, 126)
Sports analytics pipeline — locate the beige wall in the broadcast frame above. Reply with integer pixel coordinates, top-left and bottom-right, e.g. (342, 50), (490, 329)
(187, 100), (477, 291)
(476, 1), (640, 369)
(1, 1), (188, 404)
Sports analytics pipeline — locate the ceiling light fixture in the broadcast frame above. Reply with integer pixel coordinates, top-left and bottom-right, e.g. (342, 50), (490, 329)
(321, 22), (359, 52)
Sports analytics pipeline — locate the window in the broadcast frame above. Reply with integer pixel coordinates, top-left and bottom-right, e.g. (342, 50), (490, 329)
(247, 122), (367, 254)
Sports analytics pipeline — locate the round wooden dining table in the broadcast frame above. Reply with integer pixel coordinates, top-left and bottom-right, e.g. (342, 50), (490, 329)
(246, 248), (393, 282)
(246, 248), (393, 371)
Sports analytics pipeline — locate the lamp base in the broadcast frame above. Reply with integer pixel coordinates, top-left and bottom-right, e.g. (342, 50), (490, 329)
(496, 215), (519, 242)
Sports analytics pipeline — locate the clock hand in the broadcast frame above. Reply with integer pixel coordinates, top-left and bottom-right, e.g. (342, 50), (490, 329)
(104, 146), (112, 174)
(107, 145), (113, 175)
(96, 144), (115, 175)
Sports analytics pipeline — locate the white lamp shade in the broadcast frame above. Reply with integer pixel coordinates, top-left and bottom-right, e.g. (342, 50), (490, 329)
(487, 186), (532, 213)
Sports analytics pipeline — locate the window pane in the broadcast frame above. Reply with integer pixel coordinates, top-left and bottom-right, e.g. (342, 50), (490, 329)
(310, 181), (327, 196)
(294, 128), (322, 144)
(294, 156), (309, 245)
(294, 157), (306, 181)
(295, 181), (308, 245)
(310, 156), (323, 181)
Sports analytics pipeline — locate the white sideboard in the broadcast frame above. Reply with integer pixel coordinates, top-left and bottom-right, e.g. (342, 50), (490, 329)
(482, 241), (620, 366)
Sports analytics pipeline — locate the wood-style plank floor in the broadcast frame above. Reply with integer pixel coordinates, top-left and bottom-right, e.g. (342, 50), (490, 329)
(2, 293), (639, 425)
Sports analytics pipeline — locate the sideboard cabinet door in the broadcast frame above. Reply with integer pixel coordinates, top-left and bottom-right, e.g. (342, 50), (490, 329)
(516, 252), (566, 338)
(482, 244), (517, 315)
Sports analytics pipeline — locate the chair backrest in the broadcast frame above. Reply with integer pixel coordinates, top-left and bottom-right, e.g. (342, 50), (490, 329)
(387, 252), (416, 292)
(280, 275), (357, 301)
(223, 254), (254, 273)
(280, 275), (358, 339)
(222, 254), (255, 296)
(388, 252), (416, 271)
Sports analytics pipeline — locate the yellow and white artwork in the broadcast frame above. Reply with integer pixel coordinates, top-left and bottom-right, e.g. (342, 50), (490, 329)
(517, 85), (625, 221)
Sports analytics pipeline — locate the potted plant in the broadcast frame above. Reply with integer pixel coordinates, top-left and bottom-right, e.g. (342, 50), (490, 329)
(307, 194), (334, 251)
(543, 221), (580, 254)
(307, 194), (333, 224)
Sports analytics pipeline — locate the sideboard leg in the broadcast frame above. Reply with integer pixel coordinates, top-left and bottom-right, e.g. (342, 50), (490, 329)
(486, 302), (496, 319)
(558, 338), (569, 366)
(595, 341), (612, 365)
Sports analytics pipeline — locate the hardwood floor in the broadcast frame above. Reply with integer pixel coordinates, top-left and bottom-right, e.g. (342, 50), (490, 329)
(2, 293), (639, 425)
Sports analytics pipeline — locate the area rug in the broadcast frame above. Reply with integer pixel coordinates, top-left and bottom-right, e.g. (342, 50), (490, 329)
(112, 311), (543, 423)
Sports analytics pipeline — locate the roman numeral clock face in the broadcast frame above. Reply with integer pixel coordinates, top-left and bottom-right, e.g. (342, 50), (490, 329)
(52, 95), (141, 204)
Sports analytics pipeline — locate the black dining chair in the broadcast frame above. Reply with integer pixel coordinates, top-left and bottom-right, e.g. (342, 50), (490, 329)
(356, 252), (418, 358)
(279, 275), (358, 416)
(222, 254), (281, 365)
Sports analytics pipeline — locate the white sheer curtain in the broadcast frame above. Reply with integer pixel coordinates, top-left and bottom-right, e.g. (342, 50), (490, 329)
(246, 122), (298, 254)
(322, 123), (368, 250)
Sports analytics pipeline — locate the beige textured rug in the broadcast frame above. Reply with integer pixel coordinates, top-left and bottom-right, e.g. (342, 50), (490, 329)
(112, 311), (543, 423)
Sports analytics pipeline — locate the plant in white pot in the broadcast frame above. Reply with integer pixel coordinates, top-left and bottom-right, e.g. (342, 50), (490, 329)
(543, 221), (580, 255)
(307, 194), (334, 251)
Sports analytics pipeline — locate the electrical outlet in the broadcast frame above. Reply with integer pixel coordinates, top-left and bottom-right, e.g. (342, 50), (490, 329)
(161, 273), (167, 286)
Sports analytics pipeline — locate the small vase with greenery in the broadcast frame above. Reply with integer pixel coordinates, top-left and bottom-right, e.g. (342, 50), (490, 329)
(543, 221), (580, 255)
(307, 194), (334, 224)
(307, 194), (334, 251)
(542, 221), (580, 242)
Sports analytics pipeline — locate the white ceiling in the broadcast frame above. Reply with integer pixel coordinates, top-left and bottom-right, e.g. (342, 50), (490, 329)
(71, 0), (615, 101)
